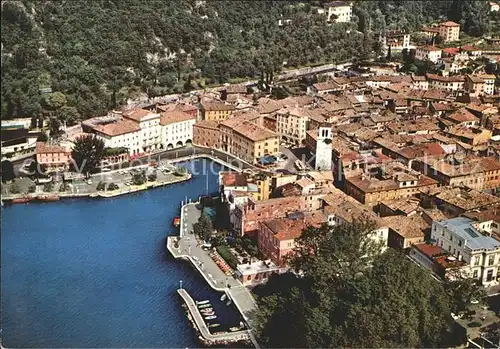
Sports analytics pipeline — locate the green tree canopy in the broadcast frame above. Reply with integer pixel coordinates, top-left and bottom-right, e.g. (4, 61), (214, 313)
(254, 221), (466, 348)
(71, 135), (105, 175)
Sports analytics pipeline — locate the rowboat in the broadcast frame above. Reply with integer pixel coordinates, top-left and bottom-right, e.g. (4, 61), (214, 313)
(196, 300), (210, 305)
(200, 308), (213, 313)
(205, 315), (217, 320)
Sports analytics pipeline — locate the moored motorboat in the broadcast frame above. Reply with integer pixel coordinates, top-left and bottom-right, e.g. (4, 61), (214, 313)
(229, 327), (240, 332)
(200, 307), (213, 313)
(198, 303), (211, 309)
(37, 195), (60, 202)
(205, 315), (217, 320)
(196, 300), (210, 305)
(201, 311), (215, 316)
(12, 196), (33, 204)
(208, 323), (220, 328)
(220, 293), (227, 301)
(173, 217), (181, 228)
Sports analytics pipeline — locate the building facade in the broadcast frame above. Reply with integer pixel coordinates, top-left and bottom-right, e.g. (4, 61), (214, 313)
(159, 111), (196, 149)
(36, 142), (72, 172)
(431, 217), (500, 286)
(438, 21), (460, 42)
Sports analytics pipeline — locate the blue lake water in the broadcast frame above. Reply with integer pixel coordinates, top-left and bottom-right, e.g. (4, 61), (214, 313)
(1, 159), (242, 348)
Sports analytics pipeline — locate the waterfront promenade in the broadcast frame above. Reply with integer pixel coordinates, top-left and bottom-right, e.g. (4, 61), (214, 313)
(167, 202), (260, 348)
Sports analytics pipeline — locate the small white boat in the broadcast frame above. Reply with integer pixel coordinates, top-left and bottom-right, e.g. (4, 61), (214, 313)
(226, 300), (232, 306)
(200, 308), (213, 313)
(205, 315), (217, 320)
(198, 303), (211, 309)
(220, 294), (227, 301)
(202, 311), (215, 316)
(196, 300), (210, 305)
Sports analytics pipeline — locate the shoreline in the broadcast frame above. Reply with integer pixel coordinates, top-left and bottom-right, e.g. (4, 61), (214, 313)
(1, 173), (192, 204)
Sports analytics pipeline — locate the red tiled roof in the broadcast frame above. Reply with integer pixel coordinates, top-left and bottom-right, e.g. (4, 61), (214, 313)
(122, 108), (155, 122)
(440, 21), (460, 27)
(159, 111), (196, 126)
(413, 243), (445, 258)
(36, 142), (70, 154)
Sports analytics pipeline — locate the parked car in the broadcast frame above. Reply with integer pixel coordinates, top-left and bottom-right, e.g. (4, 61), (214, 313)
(101, 167), (111, 172)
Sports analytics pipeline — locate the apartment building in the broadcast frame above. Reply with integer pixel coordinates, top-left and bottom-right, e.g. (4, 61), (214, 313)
(192, 120), (220, 148)
(230, 122), (279, 163)
(344, 162), (439, 205)
(464, 74), (496, 96)
(159, 110), (196, 149)
(276, 106), (310, 145)
(324, 1), (352, 23)
(415, 46), (442, 63)
(438, 21), (460, 42)
(36, 142), (72, 172)
(93, 119), (141, 155)
(200, 101), (236, 122)
(413, 154), (500, 191)
(122, 108), (162, 153)
(258, 212), (326, 267)
(432, 217), (500, 286)
(426, 73), (465, 92)
(219, 171), (271, 203)
(379, 30), (411, 53)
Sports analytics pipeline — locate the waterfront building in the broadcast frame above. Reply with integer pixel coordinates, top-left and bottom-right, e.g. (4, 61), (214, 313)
(236, 260), (280, 286)
(91, 119), (141, 155)
(193, 120), (220, 148)
(36, 141), (72, 172)
(258, 212), (327, 267)
(122, 108), (163, 153)
(159, 110), (196, 149)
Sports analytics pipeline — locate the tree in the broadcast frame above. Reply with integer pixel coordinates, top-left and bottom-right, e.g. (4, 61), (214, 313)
(37, 132), (48, 142)
(193, 211), (213, 241)
(43, 182), (54, 192)
(132, 172), (147, 185)
(48, 118), (61, 136)
(254, 221), (466, 348)
(10, 182), (21, 194)
(444, 276), (486, 313)
(71, 135), (105, 176)
(1, 160), (15, 183)
(214, 196), (231, 231)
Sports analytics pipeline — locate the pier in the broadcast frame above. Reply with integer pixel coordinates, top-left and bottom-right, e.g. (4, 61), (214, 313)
(177, 288), (251, 345)
(167, 201), (261, 348)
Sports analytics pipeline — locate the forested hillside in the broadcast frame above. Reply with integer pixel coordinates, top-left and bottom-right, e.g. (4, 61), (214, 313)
(0, 0), (493, 121)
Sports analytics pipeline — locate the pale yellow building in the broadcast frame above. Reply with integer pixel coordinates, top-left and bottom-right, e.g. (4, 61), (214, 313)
(200, 101), (236, 122)
(226, 121), (279, 163)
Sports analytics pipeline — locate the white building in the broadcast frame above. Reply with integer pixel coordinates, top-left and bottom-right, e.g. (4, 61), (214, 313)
(315, 127), (333, 171)
(122, 108), (162, 153)
(432, 217), (500, 286)
(415, 46), (442, 63)
(324, 1), (352, 23)
(92, 119), (141, 155)
(159, 110), (196, 149)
